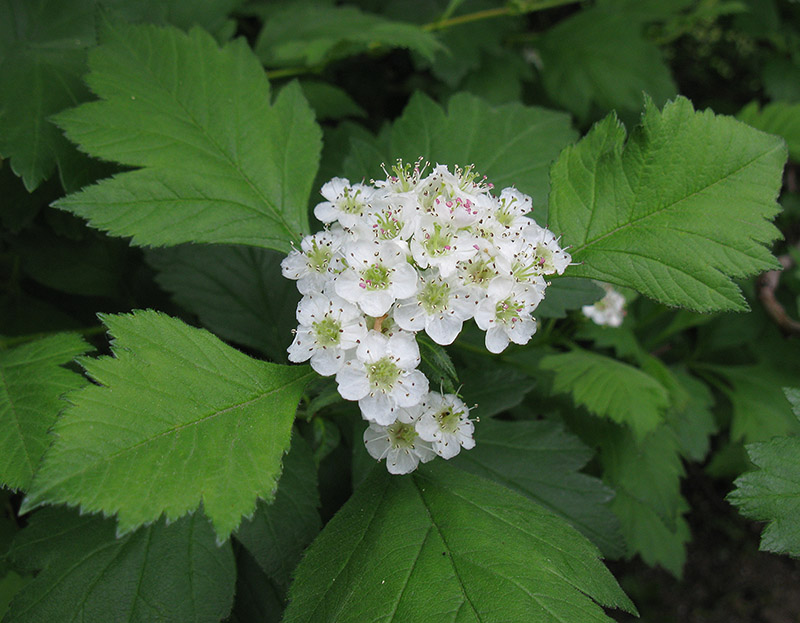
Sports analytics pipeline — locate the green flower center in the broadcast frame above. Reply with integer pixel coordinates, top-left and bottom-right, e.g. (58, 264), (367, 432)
(435, 406), (463, 434)
(312, 317), (341, 346)
(375, 212), (403, 239)
(362, 264), (391, 290)
(339, 189), (365, 214)
(423, 224), (453, 257)
(388, 421), (417, 449)
(496, 297), (523, 324)
(535, 244), (555, 273)
(367, 357), (400, 391)
(419, 280), (450, 314)
(464, 257), (495, 286)
(307, 243), (332, 273)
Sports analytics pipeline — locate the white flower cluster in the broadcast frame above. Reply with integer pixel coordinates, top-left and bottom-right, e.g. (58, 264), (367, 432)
(582, 282), (626, 327)
(281, 161), (570, 474)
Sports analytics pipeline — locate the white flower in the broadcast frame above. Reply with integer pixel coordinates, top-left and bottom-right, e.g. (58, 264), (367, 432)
(280, 228), (345, 295)
(314, 178), (380, 229)
(410, 215), (479, 278)
(474, 279), (544, 353)
(363, 419), (436, 474)
(521, 222), (571, 276)
(335, 330), (429, 424)
(415, 391), (475, 459)
(335, 240), (418, 317)
(393, 271), (476, 345)
(582, 283), (626, 327)
(287, 293), (367, 375)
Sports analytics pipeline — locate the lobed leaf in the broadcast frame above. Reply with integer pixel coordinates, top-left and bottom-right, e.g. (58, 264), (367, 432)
(147, 244), (299, 362)
(54, 19), (321, 252)
(284, 461), (635, 622)
(452, 418), (625, 558)
(738, 100), (800, 162)
(255, 4), (442, 67)
(550, 96), (786, 311)
(540, 348), (670, 439)
(0, 0), (95, 190)
(236, 434), (321, 589)
(535, 4), (676, 121)
(22, 310), (315, 540)
(0, 334), (88, 491)
(4, 507), (235, 622)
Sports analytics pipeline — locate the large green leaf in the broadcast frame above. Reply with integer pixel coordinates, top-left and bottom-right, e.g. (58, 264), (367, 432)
(344, 91), (577, 217)
(540, 348), (670, 439)
(148, 244), (299, 362)
(22, 310), (315, 540)
(738, 100), (800, 162)
(0, 0), (95, 190)
(255, 3), (441, 67)
(4, 507), (235, 622)
(459, 362), (535, 418)
(452, 419), (625, 558)
(284, 461), (635, 622)
(236, 434), (321, 588)
(535, 4), (676, 121)
(0, 334), (88, 491)
(549, 97), (786, 312)
(54, 19), (321, 252)
(728, 388), (800, 557)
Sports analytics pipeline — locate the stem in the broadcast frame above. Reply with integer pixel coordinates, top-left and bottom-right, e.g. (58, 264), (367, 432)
(0, 325), (106, 350)
(373, 314), (388, 332)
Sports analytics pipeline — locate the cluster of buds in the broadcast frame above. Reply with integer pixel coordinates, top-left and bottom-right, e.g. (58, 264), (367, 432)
(282, 161), (570, 473)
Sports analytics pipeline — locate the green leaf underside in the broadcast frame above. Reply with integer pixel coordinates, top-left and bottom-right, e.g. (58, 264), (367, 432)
(5, 507), (235, 622)
(540, 349), (670, 439)
(284, 461), (634, 623)
(536, 5), (676, 120)
(54, 19), (321, 252)
(452, 419), (625, 558)
(738, 100), (800, 162)
(22, 310), (314, 540)
(0, 333), (88, 491)
(147, 244), (299, 362)
(549, 96), (785, 312)
(256, 4), (441, 67)
(730, 433), (800, 558)
(0, 0), (95, 191)
(345, 91), (577, 215)
(236, 434), (321, 588)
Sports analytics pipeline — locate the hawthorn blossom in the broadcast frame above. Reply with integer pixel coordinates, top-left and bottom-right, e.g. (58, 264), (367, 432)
(415, 391), (475, 459)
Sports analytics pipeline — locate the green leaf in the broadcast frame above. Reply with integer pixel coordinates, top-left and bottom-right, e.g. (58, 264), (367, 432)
(344, 91), (577, 216)
(236, 434), (321, 588)
(460, 363), (535, 418)
(4, 507), (235, 622)
(284, 461), (635, 622)
(416, 334), (459, 395)
(595, 422), (689, 576)
(227, 548), (285, 623)
(712, 363), (800, 443)
(298, 81), (366, 121)
(452, 419), (625, 558)
(536, 277), (604, 319)
(549, 97), (786, 312)
(738, 100), (800, 162)
(0, 0), (95, 190)
(54, 19), (322, 253)
(540, 348), (670, 439)
(729, 394), (800, 557)
(22, 310), (315, 540)
(0, 334), (88, 491)
(147, 244), (299, 362)
(535, 5), (676, 121)
(255, 4), (441, 67)
(662, 367), (717, 462)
